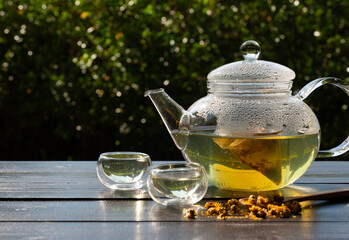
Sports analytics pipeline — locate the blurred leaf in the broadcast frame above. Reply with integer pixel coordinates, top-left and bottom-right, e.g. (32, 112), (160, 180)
(0, 0), (348, 160)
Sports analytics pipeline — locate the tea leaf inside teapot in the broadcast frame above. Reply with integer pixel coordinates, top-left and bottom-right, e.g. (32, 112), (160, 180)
(213, 137), (282, 185)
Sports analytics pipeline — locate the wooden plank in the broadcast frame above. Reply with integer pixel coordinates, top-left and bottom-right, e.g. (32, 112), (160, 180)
(1, 161), (349, 182)
(2, 161), (349, 176)
(1, 222), (349, 240)
(0, 161), (348, 239)
(0, 199), (348, 222)
(0, 161), (349, 199)
(298, 161), (349, 183)
(0, 181), (348, 200)
(204, 183), (349, 200)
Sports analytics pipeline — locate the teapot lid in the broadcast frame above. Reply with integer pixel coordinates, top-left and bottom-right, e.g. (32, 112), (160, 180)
(207, 40), (296, 82)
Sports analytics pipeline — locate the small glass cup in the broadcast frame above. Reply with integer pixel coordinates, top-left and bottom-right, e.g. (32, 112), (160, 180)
(147, 162), (208, 206)
(97, 152), (151, 190)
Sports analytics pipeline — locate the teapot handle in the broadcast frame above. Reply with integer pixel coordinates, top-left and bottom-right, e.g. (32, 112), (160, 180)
(296, 77), (349, 158)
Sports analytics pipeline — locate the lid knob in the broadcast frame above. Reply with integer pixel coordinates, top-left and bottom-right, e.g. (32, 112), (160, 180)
(240, 40), (261, 61)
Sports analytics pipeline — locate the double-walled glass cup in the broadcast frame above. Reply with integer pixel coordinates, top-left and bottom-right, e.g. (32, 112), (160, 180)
(147, 162), (208, 206)
(97, 152), (151, 190)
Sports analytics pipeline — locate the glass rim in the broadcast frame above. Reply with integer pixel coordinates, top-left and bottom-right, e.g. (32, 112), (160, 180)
(150, 162), (204, 173)
(99, 151), (150, 160)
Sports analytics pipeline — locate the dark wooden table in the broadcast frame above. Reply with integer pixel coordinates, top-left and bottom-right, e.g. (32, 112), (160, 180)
(1, 161), (349, 239)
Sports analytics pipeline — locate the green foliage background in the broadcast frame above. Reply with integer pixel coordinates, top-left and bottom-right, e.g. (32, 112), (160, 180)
(0, 0), (348, 160)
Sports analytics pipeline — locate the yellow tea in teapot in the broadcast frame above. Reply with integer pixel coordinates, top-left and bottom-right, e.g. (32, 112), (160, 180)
(173, 131), (319, 191)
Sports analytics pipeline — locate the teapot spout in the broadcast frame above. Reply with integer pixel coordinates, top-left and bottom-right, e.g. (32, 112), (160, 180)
(145, 88), (189, 150)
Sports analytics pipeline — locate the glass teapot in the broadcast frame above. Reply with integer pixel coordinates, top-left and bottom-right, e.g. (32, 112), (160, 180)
(145, 40), (349, 191)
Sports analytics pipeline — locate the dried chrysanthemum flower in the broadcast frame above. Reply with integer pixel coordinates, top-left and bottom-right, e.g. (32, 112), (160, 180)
(267, 204), (291, 218)
(247, 195), (257, 205)
(230, 204), (240, 214)
(204, 201), (222, 209)
(256, 195), (270, 208)
(184, 208), (197, 219)
(192, 195), (301, 220)
(227, 198), (239, 206)
(285, 200), (302, 214)
(249, 205), (267, 219)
